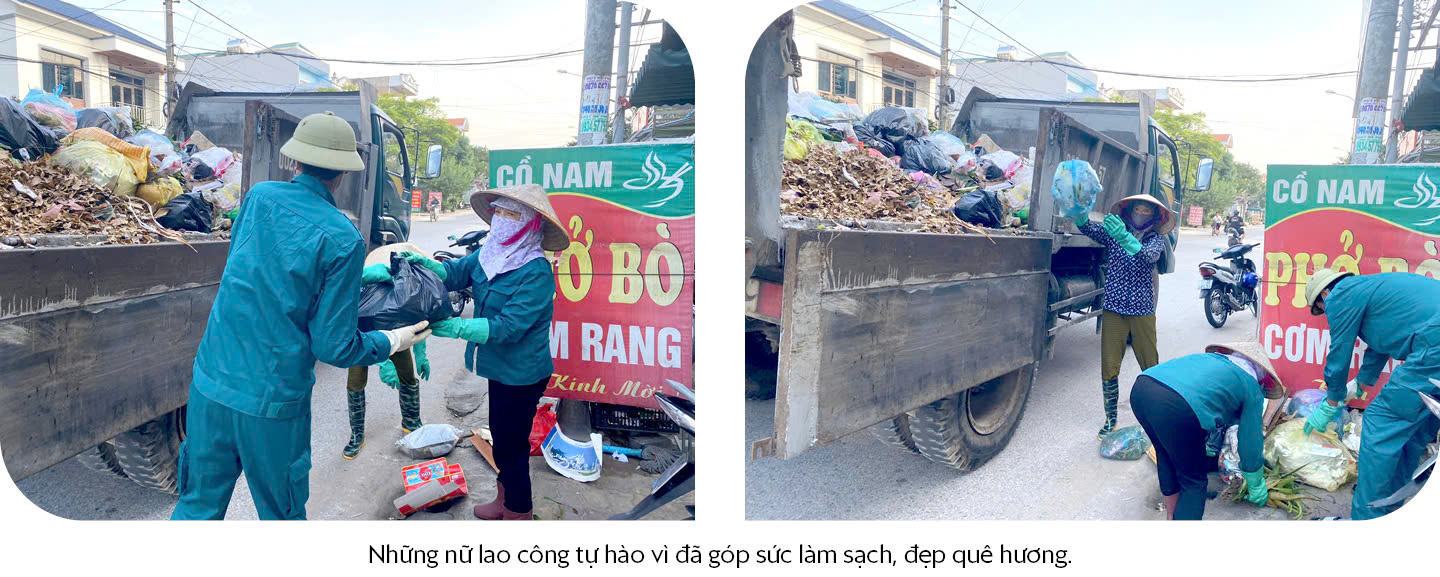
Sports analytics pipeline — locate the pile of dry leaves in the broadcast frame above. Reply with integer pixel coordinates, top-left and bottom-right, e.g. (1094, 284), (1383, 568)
(0, 154), (187, 246)
(781, 146), (977, 234)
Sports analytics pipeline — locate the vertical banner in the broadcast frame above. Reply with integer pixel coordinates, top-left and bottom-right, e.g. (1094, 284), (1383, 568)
(490, 143), (695, 409)
(1353, 98), (1386, 164)
(412, 189), (423, 212)
(578, 75), (612, 146)
(1261, 164), (1440, 408)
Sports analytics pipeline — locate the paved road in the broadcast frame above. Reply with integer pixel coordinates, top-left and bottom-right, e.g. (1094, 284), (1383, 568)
(745, 228), (1352, 520)
(16, 211), (692, 521)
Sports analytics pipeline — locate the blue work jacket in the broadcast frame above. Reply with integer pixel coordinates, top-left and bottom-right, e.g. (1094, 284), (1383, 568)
(1322, 273), (1440, 402)
(443, 253), (555, 386)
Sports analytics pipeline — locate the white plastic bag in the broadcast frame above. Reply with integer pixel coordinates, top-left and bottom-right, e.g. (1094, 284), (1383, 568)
(541, 425), (603, 482)
(190, 147), (235, 178)
(394, 424), (471, 459)
(130, 129), (183, 176)
(1001, 158), (1033, 210)
(1263, 419), (1356, 492)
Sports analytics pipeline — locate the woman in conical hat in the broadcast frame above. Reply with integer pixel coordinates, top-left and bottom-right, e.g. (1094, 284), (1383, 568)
(399, 184), (568, 521)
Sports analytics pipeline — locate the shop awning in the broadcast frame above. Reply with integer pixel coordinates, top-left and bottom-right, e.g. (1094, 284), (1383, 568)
(1401, 64), (1440, 131)
(628, 24), (693, 108)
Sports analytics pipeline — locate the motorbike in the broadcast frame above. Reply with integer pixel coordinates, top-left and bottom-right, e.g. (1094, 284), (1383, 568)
(610, 379), (695, 520)
(1367, 389), (1440, 509)
(1198, 242), (1260, 328)
(432, 229), (487, 315)
(1225, 219), (1245, 247)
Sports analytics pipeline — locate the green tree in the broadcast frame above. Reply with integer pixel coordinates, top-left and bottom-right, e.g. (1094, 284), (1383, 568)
(372, 93), (488, 208)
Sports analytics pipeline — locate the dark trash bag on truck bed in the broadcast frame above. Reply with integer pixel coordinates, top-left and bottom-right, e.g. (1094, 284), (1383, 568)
(156, 191), (213, 233)
(0, 98), (60, 157)
(900, 138), (953, 175)
(76, 109), (119, 137)
(864, 107), (926, 140)
(358, 254), (454, 332)
(951, 189), (1006, 227)
(853, 124), (896, 156)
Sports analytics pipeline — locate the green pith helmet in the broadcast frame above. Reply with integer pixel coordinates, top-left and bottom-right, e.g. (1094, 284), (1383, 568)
(280, 111), (364, 172)
(1304, 268), (1353, 315)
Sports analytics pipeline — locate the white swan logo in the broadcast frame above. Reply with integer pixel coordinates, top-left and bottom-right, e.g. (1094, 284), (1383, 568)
(623, 151), (693, 209)
(1395, 171), (1440, 226)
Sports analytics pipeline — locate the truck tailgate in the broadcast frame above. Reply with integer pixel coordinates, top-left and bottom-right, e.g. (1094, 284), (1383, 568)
(0, 241), (228, 481)
(767, 227), (1051, 459)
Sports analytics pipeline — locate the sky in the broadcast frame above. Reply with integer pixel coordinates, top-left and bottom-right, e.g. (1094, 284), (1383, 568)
(75, 0), (666, 150)
(799, 0), (1428, 169)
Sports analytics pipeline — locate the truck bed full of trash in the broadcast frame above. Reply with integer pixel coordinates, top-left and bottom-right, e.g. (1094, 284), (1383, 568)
(0, 88), (241, 247)
(779, 92), (1035, 235)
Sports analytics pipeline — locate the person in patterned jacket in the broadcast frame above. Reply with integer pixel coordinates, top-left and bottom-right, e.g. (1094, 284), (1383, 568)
(1075, 194), (1175, 439)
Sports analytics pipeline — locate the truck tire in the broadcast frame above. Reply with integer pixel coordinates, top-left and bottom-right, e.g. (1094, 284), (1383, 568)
(910, 363), (1036, 471)
(112, 411), (183, 495)
(744, 330), (779, 400)
(75, 442), (128, 479)
(870, 412), (921, 455)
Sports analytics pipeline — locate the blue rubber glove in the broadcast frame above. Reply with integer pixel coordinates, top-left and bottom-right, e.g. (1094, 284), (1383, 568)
(1103, 214), (1143, 255)
(378, 360), (399, 386)
(398, 251), (446, 280)
(362, 263), (392, 284)
(414, 339), (430, 381)
(432, 317), (490, 344)
(1243, 470), (1268, 507)
(1073, 210), (1090, 226)
(1304, 400), (1342, 435)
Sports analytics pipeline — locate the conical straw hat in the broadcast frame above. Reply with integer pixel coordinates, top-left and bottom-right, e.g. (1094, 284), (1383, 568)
(1206, 342), (1286, 400)
(364, 242), (423, 268)
(1110, 194), (1177, 236)
(469, 184), (569, 251)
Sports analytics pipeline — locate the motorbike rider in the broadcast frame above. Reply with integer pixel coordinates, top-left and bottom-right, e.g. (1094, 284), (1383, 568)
(1304, 269), (1440, 520)
(1226, 210), (1245, 239)
(1211, 214), (1222, 235)
(429, 198), (441, 221)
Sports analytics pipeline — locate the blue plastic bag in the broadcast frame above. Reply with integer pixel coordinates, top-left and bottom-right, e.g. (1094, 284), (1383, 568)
(22, 88), (72, 110)
(1052, 159), (1102, 220)
(1285, 388), (1344, 431)
(1099, 425), (1151, 460)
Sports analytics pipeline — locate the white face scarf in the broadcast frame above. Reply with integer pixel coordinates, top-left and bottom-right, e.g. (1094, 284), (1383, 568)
(477, 196), (545, 281)
(1224, 353), (1260, 383)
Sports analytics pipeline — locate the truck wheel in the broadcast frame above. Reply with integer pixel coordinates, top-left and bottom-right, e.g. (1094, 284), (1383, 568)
(76, 442), (128, 480)
(870, 412), (921, 455)
(910, 363), (1035, 471)
(1203, 289), (1228, 328)
(112, 410), (184, 495)
(744, 330), (779, 400)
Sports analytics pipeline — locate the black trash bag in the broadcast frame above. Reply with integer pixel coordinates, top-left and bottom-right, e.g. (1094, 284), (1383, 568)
(0, 98), (60, 158)
(75, 109), (118, 136)
(900, 138), (953, 175)
(951, 189), (1006, 227)
(186, 159), (215, 181)
(863, 107), (927, 140)
(357, 254), (454, 332)
(853, 124), (895, 156)
(156, 191), (213, 233)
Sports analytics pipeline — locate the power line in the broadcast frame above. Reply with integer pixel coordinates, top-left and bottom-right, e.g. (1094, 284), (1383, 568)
(0, 0), (132, 44)
(799, 0), (922, 36)
(952, 1), (1070, 80)
(188, 0), (345, 90)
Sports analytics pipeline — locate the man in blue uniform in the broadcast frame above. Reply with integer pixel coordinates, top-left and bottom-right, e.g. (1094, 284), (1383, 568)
(1303, 269), (1440, 519)
(171, 112), (432, 520)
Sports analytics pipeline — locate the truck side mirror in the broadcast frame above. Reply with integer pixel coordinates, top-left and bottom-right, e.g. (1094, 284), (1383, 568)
(424, 144), (443, 179)
(1193, 158), (1214, 192)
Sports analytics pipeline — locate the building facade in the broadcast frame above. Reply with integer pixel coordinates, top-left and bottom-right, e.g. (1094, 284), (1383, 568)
(947, 49), (1100, 104)
(179, 40), (331, 93)
(1114, 87), (1184, 111)
(350, 74), (419, 96)
(0, 0), (165, 126)
(793, 0), (941, 117)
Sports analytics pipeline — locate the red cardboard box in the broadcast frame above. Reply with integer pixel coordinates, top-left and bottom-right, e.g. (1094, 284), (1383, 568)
(394, 463), (468, 516)
(401, 458), (448, 491)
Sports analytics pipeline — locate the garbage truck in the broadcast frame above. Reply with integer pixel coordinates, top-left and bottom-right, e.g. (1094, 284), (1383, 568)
(745, 22), (1211, 471)
(0, 83), (441, 493)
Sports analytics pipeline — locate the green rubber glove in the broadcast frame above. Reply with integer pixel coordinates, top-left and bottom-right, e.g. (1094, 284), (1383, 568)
(414, 339), (430, 381)
(432, 317), (490, 344)
(1103, 214), (1143, 255)
(1243, 470), (1268, 506)
(378, 359), (399, 386)
(1304, 400), (1342, 435)
(362, 263), (392, 284)
(1073, 210), (1089, 226)
(398, 251), (446, 280)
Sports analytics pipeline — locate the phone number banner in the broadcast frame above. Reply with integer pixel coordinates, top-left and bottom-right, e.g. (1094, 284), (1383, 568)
(1262, 164), (1440, 407)
(490, 143), (694, 408)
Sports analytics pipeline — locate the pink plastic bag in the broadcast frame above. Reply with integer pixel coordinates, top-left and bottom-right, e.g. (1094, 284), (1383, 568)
(25, 102), (76, 133)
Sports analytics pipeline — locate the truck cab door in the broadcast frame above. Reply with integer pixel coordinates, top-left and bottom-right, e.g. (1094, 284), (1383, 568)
(373, 119), (412, 244)
(1150, 127), (1182, 274)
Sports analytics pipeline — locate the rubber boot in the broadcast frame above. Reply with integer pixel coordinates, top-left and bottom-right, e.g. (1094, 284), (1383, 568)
(342, 390), (365, 460)
(1098, 379), (1119, 439)
(398, 382), (422, 433)
(473, 482), (532, 520)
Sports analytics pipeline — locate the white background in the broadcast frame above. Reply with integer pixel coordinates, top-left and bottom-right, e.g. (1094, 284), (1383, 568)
(1, 1), (1435, 574)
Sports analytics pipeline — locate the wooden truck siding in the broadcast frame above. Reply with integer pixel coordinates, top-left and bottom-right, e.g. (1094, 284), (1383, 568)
(771, 227), (1052, 459)
(0, 241), (229, 481)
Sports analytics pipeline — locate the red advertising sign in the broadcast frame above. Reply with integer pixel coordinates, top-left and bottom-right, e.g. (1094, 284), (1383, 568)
(1261, 165), (1440, 408)
(490, 144), (695, 409)
(1187, 206), (1204, 227)
(412, 189), (423, 211)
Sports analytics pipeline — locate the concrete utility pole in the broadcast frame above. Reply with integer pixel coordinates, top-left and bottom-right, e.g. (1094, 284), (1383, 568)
(578, 0), (617, 146)
(612, 2), (632, 144)
(937, 0), (951, 132)
(164, 0), (177, 118)
(1353, 0), (1399, 164)
(1387, 0), (1415, 163)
